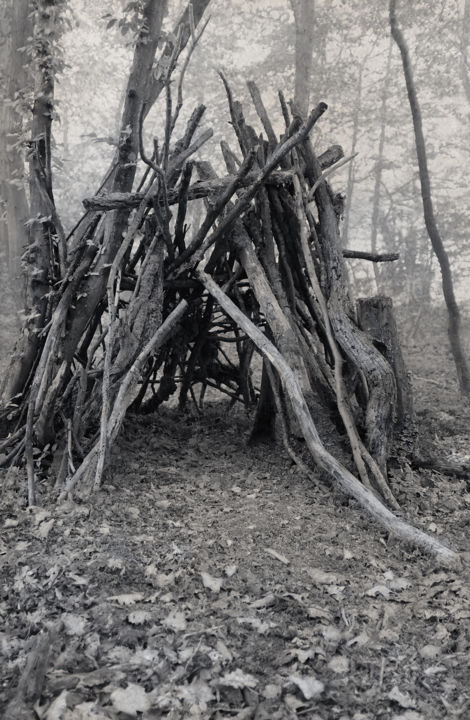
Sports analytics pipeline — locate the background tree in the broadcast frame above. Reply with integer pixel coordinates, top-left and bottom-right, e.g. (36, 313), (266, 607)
(289, 0), (315, 118)
(390, 0), (470, 397)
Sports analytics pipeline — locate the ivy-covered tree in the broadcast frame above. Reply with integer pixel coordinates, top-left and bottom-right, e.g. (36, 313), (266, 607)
(0, 0), (33, 307)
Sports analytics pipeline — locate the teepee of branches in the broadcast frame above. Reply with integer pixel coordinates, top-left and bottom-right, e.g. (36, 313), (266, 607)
(0, 4), (459, 564)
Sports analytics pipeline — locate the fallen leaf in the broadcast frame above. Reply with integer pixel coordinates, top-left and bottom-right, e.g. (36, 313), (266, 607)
(263, 683), (282, 699)
(321, 625), (344, 642)
(388, 685), (416, 709)
(325, 584), (345, 599)
(67, 573), (89, 587)
(306, 567), (340, 584)
(347, 631), (370, 647)
(127, 610), (152, 625)
(328, 655), (349, 674)
(219, 669), (258, 689)
(37, 518), (55, 540)
(265, 548), (289, 565)
(216, 638), (233, 662)
(250, 593), (276, 609)
(284, 693), (306, 711)
(4, 518), (19, 528)
(106, 557), (125, 571)
(45, 689), (68, 720)
(106, 593), (144, 605)
(61, 613), (87, 637)
(156, 572), (176, 588)
(295, 647), (316, 663)
(29, 508), (51, 526)
(177, 678), (214, 709)
(155, 499), (171, 509)
(237, 616), (276, 635)
(289, 674), (325, 700)
(419, 644), (440, 659)
(62, 702), (109, 720)
(163, 610), (187, 632)
(366, 584), (391, 599)
(306, 605), (332, 620)
(110, 684), (151, 716)
(201, 571), (223, 593)
(388, 577), (412, 592)
(424, 665), (447, 676)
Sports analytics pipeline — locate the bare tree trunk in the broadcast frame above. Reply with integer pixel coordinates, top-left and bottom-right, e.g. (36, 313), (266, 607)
(341, 55), (366, 249)
(390, 0), (470, 398)
(369, 37), (393, 294)
(290, 0), (315, 118)
(460, 0), (470, 107)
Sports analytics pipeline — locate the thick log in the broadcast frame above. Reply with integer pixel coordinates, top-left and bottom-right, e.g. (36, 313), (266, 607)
(83, 171), (294, 211)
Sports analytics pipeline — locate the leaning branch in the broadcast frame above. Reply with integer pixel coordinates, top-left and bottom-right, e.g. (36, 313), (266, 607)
(197, 269), (459, 563)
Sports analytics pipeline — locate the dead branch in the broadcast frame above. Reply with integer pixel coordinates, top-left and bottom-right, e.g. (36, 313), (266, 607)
(197, 269), (459, 563)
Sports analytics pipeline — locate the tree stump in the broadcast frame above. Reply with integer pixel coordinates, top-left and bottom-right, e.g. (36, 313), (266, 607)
(357, 296), (415, 449)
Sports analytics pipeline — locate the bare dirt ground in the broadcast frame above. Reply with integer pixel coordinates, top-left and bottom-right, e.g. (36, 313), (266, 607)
(1, 312), (470, 720)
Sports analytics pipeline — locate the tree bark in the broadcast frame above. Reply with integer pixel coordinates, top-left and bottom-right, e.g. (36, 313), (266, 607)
(390, 0), (470, 398)
(3, 0), (63, 403)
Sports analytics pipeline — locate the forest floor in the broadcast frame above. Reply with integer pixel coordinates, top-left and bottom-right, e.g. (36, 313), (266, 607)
(1, 311), (470, 720)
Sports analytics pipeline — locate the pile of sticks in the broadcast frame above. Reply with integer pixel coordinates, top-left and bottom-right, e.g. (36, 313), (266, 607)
(0, 74), (456, 561)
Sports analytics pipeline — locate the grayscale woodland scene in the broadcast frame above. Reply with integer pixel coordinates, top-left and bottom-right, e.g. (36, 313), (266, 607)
(0, 0), (469, 717)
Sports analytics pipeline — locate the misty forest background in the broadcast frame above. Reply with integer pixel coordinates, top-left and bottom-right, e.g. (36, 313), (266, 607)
(2, 0), (470, 317)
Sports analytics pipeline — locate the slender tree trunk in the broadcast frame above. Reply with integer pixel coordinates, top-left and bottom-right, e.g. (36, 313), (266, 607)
(290, 0), (315, 118)
(369, 37), (393, 294)
(390, 0), (470, 398)
(460, 0), (470, 107)
(342, 56), (366, 249)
